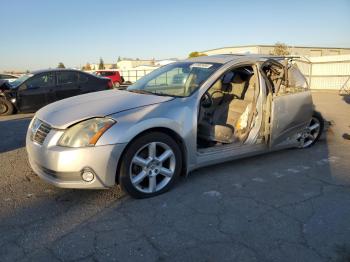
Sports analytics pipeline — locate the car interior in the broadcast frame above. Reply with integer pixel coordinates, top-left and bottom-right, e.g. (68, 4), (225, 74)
(261, 59), (286, 94)
(197, 65), (259, 149)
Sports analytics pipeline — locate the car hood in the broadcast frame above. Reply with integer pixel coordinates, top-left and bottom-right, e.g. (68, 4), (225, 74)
(36, 89), (174, 129)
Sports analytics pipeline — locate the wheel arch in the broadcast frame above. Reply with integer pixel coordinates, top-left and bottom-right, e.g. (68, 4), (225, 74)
(115, 127), (188, 184)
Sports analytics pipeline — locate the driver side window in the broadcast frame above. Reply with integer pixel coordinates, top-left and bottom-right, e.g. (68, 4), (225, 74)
(26, 73), (55, 89)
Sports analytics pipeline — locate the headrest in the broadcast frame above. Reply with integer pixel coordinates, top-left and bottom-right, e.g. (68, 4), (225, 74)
(222, 72), (235, 84)
(232, 73), (244, 84)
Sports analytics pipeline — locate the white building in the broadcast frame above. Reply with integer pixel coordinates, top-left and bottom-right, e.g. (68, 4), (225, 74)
(89, 63), (116, 70)
(202, 45), (350, 57)
(116, 59), (156, 71)
(155, 59), (177, 66)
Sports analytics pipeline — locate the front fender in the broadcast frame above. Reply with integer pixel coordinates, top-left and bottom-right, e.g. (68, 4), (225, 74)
(96, 99), (197, 173)
(98, 117), (184, 145)
(96, 103), (190, 146)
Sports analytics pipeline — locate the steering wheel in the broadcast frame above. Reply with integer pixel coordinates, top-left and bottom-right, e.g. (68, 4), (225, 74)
(211, 90), (240, 101)
(201, 91), (213, 108)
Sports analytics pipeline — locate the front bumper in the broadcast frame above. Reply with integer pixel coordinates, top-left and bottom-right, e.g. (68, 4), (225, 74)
(26, 127), (127, 189)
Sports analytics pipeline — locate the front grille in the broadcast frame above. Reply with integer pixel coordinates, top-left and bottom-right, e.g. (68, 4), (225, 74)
(31, 119), (52, 145)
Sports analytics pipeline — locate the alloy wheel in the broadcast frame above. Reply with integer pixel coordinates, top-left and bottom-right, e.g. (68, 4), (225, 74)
(0, 102), (8, 114)
(298, 116), (321, 148)
(129, 142), (176, 193)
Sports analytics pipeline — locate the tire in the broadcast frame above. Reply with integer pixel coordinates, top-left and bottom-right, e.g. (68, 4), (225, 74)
(0, 98), (14, 116)
(113, 82), (120, 88)
(298, 111), (324, 148)
(119, 132), (182, 198)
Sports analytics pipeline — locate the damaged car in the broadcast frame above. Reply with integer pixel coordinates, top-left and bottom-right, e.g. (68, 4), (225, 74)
(26, 55), (324, 198)
(0, 69), (113, 116)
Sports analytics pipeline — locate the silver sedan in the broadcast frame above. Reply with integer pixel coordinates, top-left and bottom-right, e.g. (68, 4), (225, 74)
(26, 55), (323, 198)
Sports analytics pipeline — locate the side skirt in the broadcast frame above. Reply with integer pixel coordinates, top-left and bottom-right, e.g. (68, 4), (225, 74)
(192, 143), (268, 171)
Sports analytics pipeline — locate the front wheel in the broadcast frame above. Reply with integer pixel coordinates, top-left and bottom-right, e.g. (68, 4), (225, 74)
(119, 132), (182, 198)
(0, 98), (14, 116)
(298, 111), (324, 148)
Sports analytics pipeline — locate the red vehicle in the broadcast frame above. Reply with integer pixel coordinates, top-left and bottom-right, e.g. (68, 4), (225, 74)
(95, 70), (123, 87)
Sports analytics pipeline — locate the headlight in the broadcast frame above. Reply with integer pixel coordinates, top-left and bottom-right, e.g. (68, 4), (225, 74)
(58, 118), (116, 148)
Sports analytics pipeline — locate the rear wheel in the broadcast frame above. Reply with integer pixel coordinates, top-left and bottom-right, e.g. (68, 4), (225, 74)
(298, 111), (324, 148)
(0, 98), (14, 116)
(119, 132), (182, 198)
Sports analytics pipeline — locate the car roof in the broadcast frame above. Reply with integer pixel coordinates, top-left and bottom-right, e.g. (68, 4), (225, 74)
(183, 54), (291, 64)
(30, 68), (86, 74)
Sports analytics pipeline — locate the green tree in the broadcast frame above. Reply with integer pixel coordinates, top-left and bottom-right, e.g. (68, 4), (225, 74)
(188, 51), (208, 58)
(115, 56), (122, 69)
(271, 42), (290, 56)
(82, 63), (91, 71)
(57, 62), (65, 68)
(98, 58), (105, 70)
(151, 58), (156, 65)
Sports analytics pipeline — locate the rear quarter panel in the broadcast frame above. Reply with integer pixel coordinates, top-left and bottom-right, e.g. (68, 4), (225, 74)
(84, 75), (109, 93)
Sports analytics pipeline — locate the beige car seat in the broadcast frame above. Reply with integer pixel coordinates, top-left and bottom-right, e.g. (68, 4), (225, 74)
(198, 71), (256, 143)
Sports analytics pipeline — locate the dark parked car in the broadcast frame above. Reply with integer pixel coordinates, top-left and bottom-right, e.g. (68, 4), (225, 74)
(0, 69), (113, 115)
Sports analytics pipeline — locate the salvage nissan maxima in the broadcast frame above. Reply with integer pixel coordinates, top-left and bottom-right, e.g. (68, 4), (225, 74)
(26, 55), (324, 198)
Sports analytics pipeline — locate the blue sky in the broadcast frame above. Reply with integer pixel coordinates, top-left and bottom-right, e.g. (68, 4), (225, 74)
(1, 0), (349, 71)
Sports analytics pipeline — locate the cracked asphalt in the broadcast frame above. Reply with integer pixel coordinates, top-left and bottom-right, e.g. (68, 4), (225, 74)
(0, 91), (350, 262)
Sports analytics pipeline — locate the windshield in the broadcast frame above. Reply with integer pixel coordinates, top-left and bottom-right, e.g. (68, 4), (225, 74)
(127, 62), (221, 97)
(9, 74), (33, 88)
